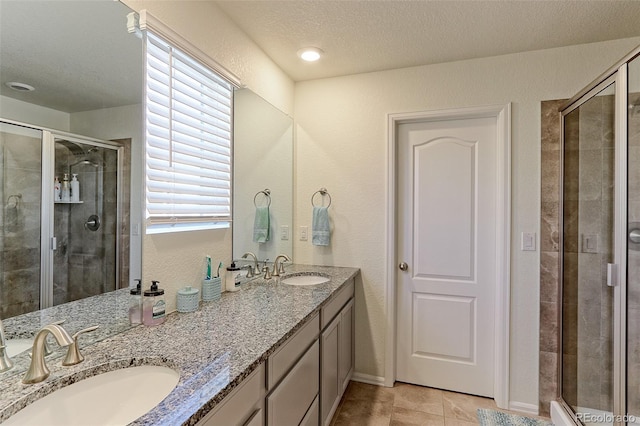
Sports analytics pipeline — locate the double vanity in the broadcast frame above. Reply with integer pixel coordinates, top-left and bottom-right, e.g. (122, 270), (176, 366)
(0, 264), (358, 426)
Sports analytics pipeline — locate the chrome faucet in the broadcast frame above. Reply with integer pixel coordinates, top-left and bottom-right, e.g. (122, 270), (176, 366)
(272, 254), (292, 277)
(23, 324), (73, 384)
(242, 252), (261, 275)
(0, 319), (13, 373)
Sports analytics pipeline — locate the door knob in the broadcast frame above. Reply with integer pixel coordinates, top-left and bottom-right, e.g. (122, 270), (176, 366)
(399, 262), (408, 271)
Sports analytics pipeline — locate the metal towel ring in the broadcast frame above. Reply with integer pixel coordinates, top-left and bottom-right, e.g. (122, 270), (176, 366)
(311, 188), (331, 208)
(254, 189), (271, 208)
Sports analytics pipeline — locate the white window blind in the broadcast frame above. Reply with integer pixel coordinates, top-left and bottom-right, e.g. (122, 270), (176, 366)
(145, 31), (232, 227)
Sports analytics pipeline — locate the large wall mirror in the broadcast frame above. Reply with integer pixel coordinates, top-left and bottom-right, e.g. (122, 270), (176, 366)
(0, 2), (294, 353)
(233, 89), (293, 265)
(0, 0), (143, 348)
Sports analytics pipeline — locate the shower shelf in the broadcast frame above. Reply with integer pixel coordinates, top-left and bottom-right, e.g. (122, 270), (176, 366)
(54, 201), (83, 204)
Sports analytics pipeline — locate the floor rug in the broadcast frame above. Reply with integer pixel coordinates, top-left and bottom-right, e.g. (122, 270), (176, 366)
(477, 408), (553, 426)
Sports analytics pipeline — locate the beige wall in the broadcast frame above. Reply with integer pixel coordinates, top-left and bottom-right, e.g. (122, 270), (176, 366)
(293, 38), (640, 408)
(120, 0), (640, 409)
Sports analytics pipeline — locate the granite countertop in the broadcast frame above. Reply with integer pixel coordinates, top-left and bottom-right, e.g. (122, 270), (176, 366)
(0, 264), (359, 425)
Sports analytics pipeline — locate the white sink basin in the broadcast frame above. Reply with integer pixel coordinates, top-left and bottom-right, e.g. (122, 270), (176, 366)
(281, 274), (330, 286)
(4, 365), (179, 426)
(5, 338), (33, 357)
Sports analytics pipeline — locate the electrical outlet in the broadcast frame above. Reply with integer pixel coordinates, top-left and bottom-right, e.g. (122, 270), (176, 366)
(281, 225), (289, 240)
(300, 226), (308, 241)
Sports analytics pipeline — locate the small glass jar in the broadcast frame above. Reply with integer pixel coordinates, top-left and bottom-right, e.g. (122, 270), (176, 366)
(128, 279), (142, 325)
(143, 281), (166, 326)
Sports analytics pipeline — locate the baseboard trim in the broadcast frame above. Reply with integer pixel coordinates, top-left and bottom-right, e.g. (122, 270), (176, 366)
(351, 372), (387, 386)
(508, 401), (539, 416)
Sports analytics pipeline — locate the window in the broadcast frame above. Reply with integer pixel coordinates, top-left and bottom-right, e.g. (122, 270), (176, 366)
(144, 31), (233, 232)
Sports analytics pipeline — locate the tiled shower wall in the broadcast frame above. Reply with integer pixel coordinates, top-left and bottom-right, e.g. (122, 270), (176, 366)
(539, 99), (564, 416)
(0, 131), (42, 318)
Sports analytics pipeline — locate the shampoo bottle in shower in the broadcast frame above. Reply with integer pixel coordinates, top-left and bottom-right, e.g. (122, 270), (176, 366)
(54, 176), (61, 201)
(71, 174), (80, 202)
(61, 173), (70, 202)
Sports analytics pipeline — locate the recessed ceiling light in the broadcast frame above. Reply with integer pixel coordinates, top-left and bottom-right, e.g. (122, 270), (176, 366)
(5, 82), (35, 92)
(297, 47), (323, 62)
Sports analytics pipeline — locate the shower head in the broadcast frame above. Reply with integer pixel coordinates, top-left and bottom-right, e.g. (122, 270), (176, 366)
(57, 140), (85, 157)
(70, 159), (101, 168)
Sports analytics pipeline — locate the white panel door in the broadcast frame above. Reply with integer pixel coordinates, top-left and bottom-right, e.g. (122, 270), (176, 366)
(396, 116), (497, 397)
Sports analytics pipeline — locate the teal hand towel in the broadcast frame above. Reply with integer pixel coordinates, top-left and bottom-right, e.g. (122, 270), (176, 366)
(253, 206), (270, 243)
(312, 206), (330, 246)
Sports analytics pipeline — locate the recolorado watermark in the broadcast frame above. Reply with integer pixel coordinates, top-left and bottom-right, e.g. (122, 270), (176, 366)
(576, 412), (638, 423)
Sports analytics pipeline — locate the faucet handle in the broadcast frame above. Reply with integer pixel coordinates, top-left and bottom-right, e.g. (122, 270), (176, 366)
(262, 260), (272, 280)
(0, 344), (13, 373)
(244, 264), (254, 278)
(62, 326), (99, 366)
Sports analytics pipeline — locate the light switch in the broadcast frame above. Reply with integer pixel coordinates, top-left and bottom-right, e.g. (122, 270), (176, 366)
(281, 225), (289, 240)
(583, 234), (598, 253)
(521, 232), (536, 251)
(300, 226), (308, 241)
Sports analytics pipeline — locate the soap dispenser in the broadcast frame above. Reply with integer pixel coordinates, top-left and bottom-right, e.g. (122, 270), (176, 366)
(143, 281), (166, 326)
(129, 279), (142, 325)
(225, 262), (241, 292)
(70, 174), (80, 202)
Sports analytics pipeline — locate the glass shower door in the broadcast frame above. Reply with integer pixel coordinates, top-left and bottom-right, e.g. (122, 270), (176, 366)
(0, 122), (43, 318)
(627, 54), (640, 424)
(562, 81), (616, 424)
(52, 136), (120, 306)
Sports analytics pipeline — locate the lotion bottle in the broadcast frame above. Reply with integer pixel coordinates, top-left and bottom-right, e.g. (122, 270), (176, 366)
(61, 173), (70, 202)
(70, 174), (80, 202)
(143, 281), (166, 326)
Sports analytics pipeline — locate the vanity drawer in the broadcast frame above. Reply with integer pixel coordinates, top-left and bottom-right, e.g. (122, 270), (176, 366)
(267, 312), (319, 389)
(198, 363), (265, 426)
(267, 340), (319, 426)
(321, 279), (354, 329)
(300, 395), (319, 426)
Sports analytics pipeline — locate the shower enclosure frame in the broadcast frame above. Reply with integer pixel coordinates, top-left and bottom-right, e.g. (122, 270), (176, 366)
(556, 47), (638, 425)
(2, 118), (125, 310)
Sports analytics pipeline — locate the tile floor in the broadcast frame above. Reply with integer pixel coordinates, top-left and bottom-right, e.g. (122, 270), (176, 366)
(330, 381), (550, 426)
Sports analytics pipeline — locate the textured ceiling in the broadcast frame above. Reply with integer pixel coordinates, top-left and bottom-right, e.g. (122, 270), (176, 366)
(3, 1), (640, 114)
(214, 0), (640, 82)
(0, 1), (142, 114)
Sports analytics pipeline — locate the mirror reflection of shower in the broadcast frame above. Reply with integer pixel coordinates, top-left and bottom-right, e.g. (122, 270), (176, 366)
(53, 138), (120, 306)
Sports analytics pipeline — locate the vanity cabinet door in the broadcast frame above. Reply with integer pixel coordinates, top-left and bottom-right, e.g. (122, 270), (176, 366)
(338, 298), (354, 394)
(321, 297), (355, 426)
(320, 314), (340, 425)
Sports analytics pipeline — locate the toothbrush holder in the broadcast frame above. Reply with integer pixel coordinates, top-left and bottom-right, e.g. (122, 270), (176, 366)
(202, 277), (222, 302)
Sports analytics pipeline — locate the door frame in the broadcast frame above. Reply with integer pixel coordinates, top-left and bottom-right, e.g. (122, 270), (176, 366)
(385, 104), (511, 409)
